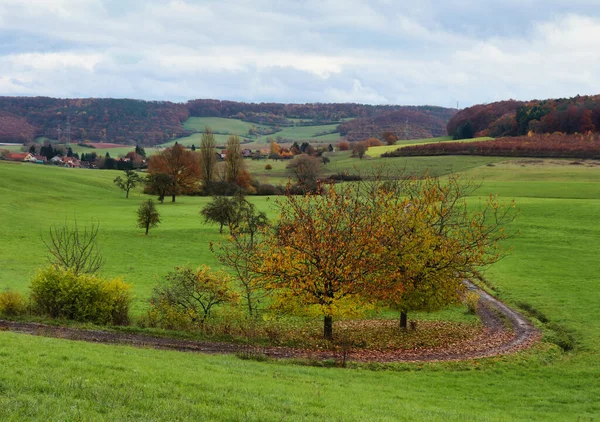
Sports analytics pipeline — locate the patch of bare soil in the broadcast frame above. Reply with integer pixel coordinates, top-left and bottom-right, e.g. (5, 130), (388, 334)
(0, 282), (540, 363)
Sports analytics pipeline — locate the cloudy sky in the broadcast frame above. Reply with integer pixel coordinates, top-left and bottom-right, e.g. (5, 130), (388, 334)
(0, 0), (599, 106)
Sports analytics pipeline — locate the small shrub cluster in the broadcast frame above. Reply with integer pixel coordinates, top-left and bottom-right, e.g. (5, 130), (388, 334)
(327, 172), (362, 182)
(143, 266), (239, 331)
(29, 266), (132, 325)
(464, 291), (480, 314)
(0, 290), (28, 316)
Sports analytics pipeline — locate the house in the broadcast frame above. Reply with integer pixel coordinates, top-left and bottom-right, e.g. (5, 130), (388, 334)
(61, 157), (81, 168)
(242, 149), (253, 158)
(50, 156), (63, 164)
(6, 153), (29, 161)
(33, 155), (47, 164)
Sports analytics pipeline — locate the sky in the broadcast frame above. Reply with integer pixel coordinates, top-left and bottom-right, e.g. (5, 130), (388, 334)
(0, 0), (599, 107)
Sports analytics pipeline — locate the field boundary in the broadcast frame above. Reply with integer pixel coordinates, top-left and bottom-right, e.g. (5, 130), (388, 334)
(0, 282), (540, 363)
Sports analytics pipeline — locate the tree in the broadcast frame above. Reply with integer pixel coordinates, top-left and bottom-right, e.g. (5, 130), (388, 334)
(352, 141), (367, 159)
(225, 135), (244, 183)
(369, 175), (517, 328)
(148, 143), (201, 202)
(42, 220), (104, 275)
(382, 131), (398, 145)
(286, 154), (323, 192)
(337, 141), (350, 151)
(150, 266), (239, 325)
(135, 144), (146, 158)
(145, 173), (173, 204)
(453, 121), (474, 140)
(200, 196), (238, 234)
(113, 169), (142, 199)
(137, 199), (161, 235)
(256, 184), (388, 340)
(211, 198), (268, 317)
(28, 144), (36, 154)
(199, 127), (217, 187)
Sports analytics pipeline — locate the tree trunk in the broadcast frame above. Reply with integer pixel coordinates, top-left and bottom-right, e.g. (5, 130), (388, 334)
(159, 195), (164, 204)
(171, 194), (176, 202)
(126, 189), (129, 199)
(400, 310), (408, 329)
(323, 315), (333, 340)
(145, 224), (149, 235)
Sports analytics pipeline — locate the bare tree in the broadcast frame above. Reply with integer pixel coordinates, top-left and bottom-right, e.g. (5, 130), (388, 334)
(42, 220), (104, 275)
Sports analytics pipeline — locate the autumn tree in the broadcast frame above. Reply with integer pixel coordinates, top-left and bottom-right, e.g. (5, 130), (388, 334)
(137, 199), (161, 235)
(256, 184), (388, 340)
(337, 141), (350, 151)
(269, 140), (281, 159)
(370, 175), (517, 328)
(113, 169), (142, 198)
(200, 126), (217, 187)
(352, 141), (367, 159)
(382, 131), (398, 145)
(225, 135), (244, 183)
(286, 154), (323, 192)
(148, 143), (201, 202)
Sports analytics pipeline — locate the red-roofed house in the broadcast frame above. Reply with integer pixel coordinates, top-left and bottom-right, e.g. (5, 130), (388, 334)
(6, 153), (29, 161)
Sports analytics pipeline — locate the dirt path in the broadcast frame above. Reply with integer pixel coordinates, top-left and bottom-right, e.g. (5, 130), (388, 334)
(0, 282), (540, 363)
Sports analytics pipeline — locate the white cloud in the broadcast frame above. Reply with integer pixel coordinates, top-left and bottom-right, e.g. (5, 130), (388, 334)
(0, 1), (598, 105)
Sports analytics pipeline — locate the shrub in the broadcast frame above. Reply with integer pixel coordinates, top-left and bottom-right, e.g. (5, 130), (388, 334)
(0, 290), (28, 316)
(255, 183), (284, 196)
(145, 266), (239, 331)
(337, 141), (350, 151)
(29, 266), (132, 325)
(264, 164), (272, 170)
(464, 291), (480, 314)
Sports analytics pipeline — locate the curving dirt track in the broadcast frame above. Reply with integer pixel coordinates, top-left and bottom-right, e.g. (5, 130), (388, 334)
(0, 282), (540, 363)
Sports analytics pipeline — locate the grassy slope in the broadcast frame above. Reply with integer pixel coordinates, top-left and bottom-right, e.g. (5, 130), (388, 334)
(1, 159), (600, 420)
(182, 117), (261, 135)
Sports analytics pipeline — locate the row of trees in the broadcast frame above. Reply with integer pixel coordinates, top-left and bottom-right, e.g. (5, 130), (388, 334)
(382, 133), (600, 160)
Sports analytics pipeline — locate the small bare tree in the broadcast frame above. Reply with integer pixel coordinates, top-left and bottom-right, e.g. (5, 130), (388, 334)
(42, 220), (104, 275)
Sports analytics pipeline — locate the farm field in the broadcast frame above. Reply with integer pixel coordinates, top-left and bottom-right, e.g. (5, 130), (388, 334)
(182, 117), (264, 135)
(0, 156), (599, 420)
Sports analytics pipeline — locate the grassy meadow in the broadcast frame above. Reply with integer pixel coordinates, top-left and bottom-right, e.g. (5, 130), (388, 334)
(0, 155), (599, 420)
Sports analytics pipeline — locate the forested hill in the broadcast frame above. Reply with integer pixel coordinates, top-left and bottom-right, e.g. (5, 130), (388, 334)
(0, 96), (456, 146)
(0, 97), (189, 145)
(339, 107), (455, 142)
(447, 95), (600, 139)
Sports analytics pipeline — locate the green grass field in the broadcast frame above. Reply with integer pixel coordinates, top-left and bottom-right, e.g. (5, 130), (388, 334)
(1, 157), (599, 420)
(182, 117), (262, 135)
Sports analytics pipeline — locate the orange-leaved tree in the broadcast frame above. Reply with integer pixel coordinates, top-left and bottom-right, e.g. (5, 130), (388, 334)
(256, 183), (390, 340)
(148, 143), (201, 202)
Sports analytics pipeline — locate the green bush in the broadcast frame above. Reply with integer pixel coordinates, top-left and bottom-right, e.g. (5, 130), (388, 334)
(0, 290), (28, 316)
(464, 291), (480, 314)
(144, 266), (239, 331)
(29, 266), (132, 325)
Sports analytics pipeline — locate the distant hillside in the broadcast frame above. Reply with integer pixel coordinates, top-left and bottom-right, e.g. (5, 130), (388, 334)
(448, 95), (600, 139)
(0, 97), (189, 145)
(0, 110), (37, 143)
(339, 107), (456, 142)
(0, 97), (457, 146)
